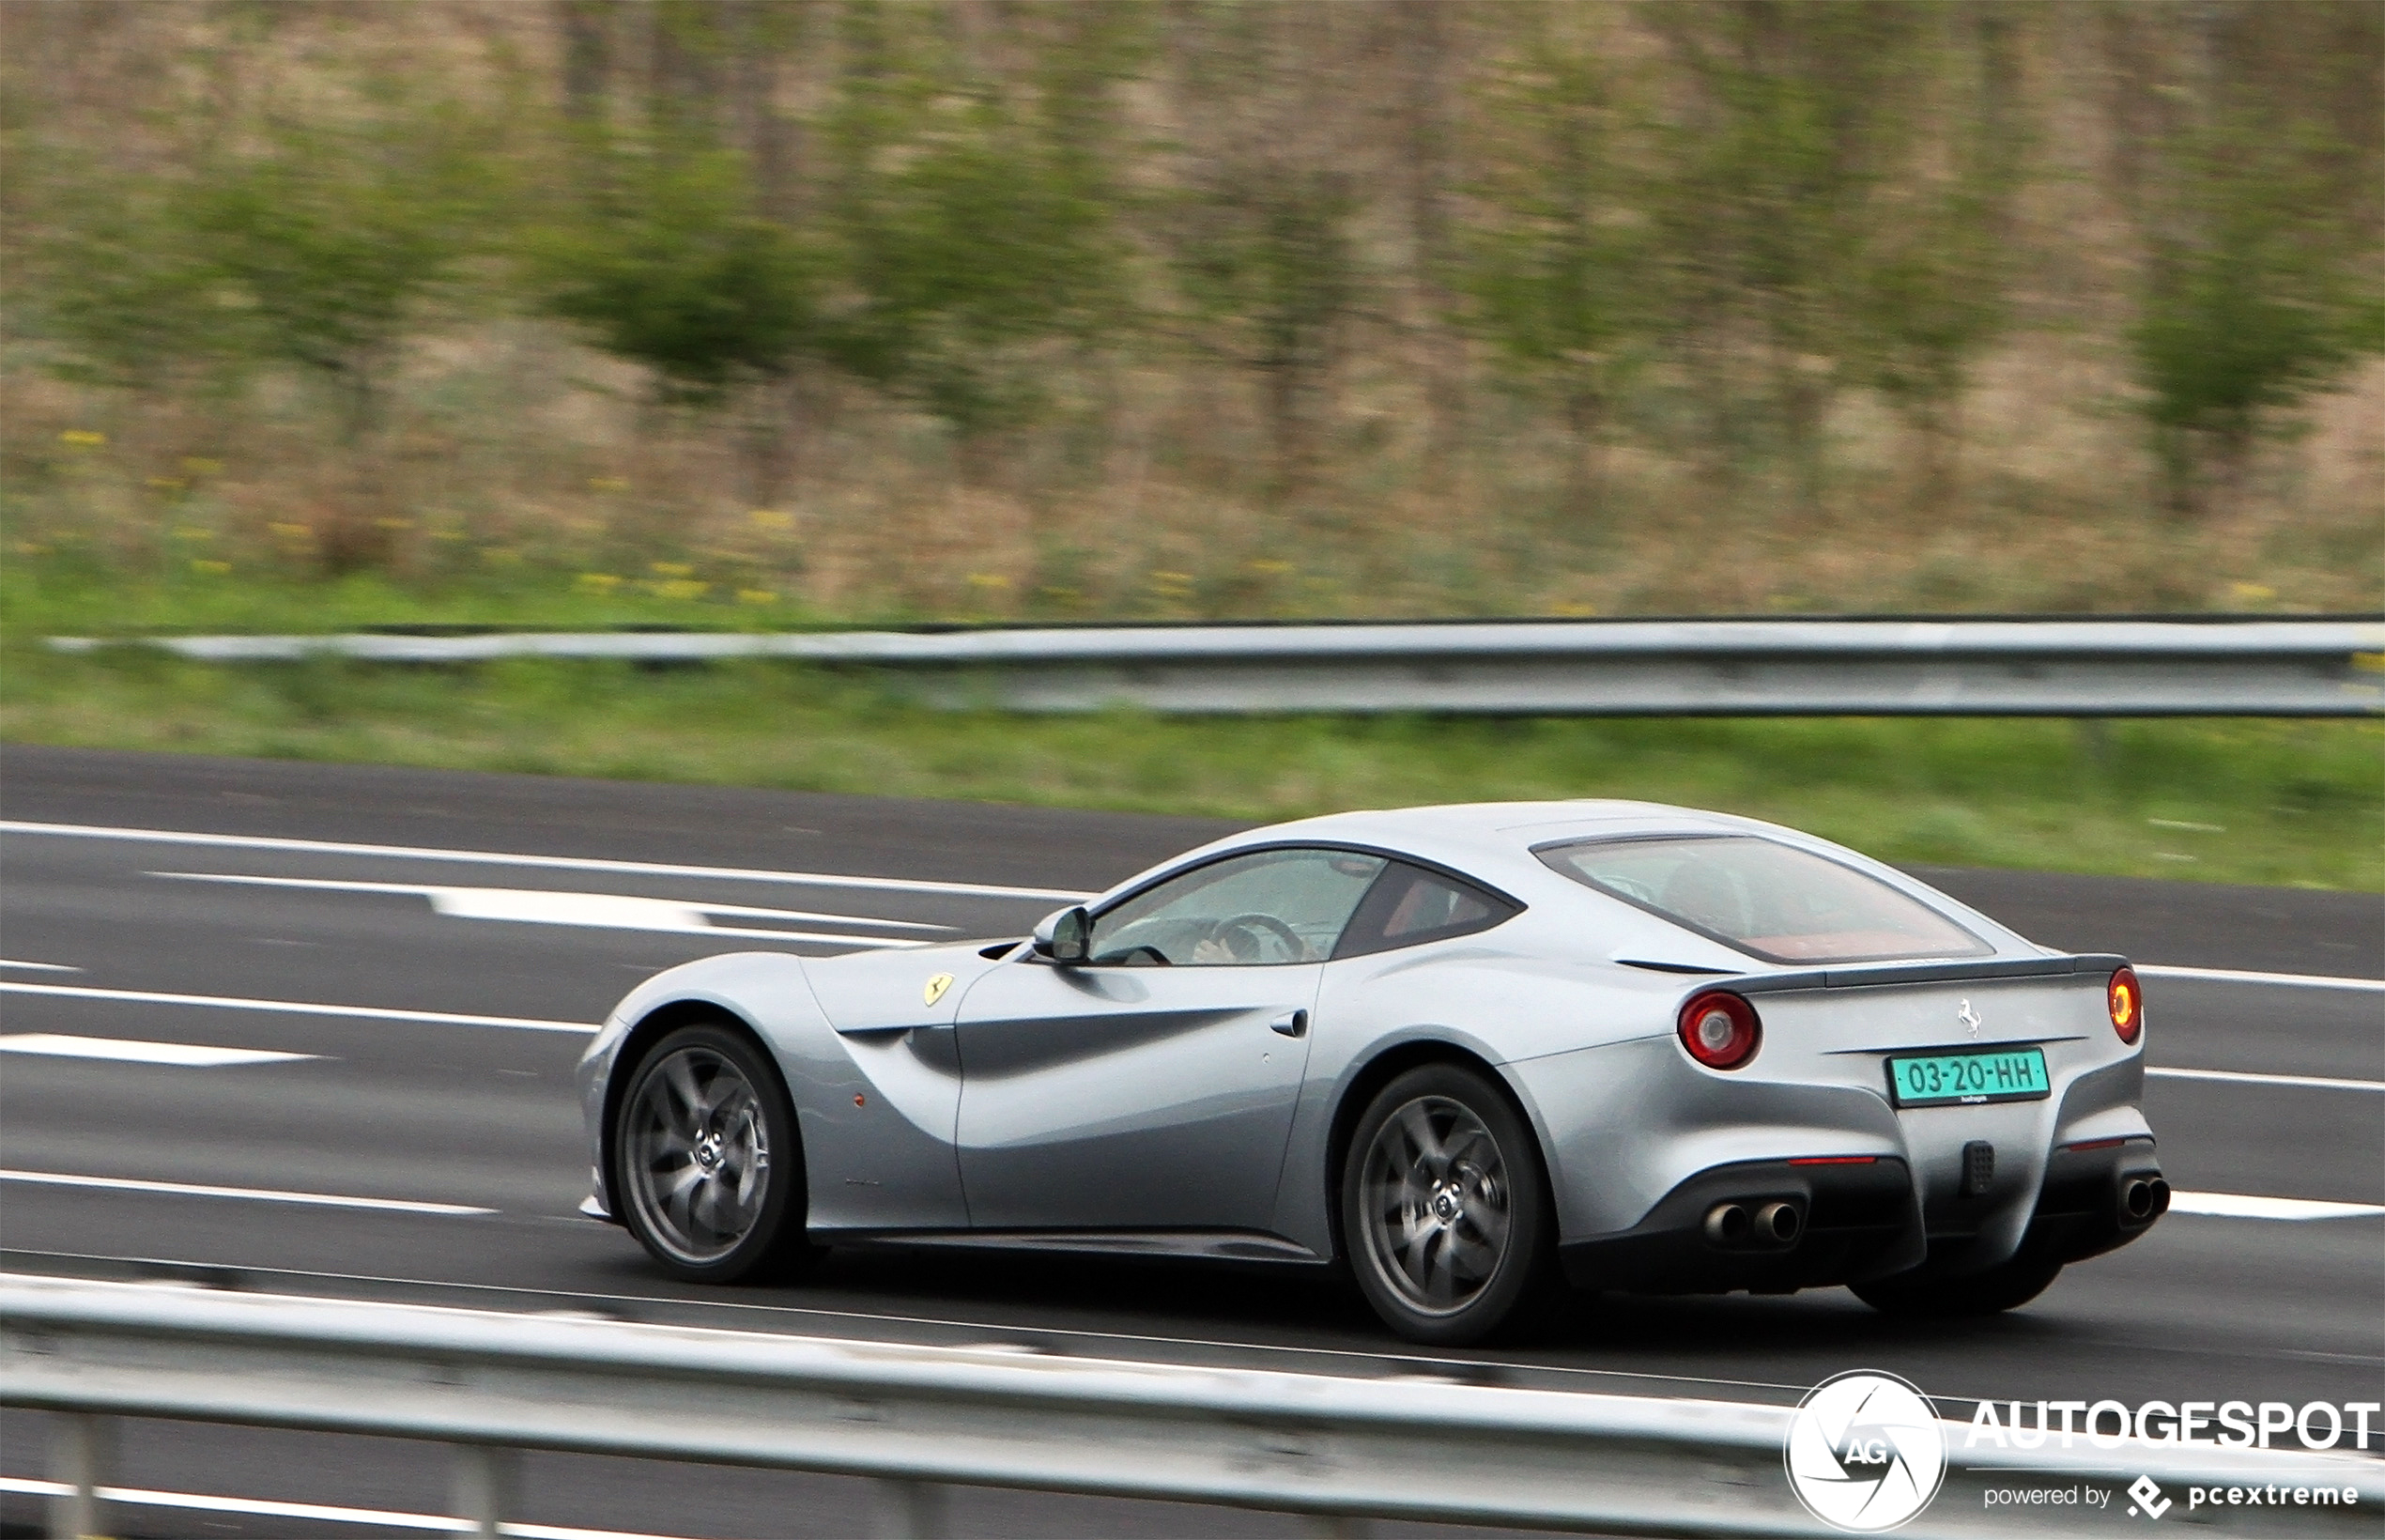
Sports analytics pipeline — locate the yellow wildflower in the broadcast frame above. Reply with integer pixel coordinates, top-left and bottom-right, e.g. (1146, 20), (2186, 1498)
(191, 559), (231, 576)
(737, 588), (778, 606)
(576, 573), (623, 594)
(59, 430), (105, 447)
(651, 561), (694, 578)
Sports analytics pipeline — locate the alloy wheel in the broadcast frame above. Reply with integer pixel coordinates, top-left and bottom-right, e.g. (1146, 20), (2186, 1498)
(623, 1045), (772, 1266)
(1358, 1094), (1512, 1317)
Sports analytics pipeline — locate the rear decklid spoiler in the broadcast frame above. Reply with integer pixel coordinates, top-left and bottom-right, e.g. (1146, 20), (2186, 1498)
(1724, 953), (2129, 995)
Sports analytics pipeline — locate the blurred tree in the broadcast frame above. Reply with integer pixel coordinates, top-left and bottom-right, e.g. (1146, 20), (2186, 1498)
(822, 1), (1126, 464)
(1650, 2), (1922, 502)
(182, 97), (501, 443)
(1464, 18), (1658, 522)
(2109, 3), (2384, 516)
(1841, 6), (2023, 496)
(1163, 4), (1361, 498)
(1398, 0), (1469, 477)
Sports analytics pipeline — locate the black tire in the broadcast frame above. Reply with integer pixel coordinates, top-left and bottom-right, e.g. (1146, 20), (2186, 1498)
(612, 1021), (815, 1285)
(1851, 1255), (2061, 1317)
(1339, 1063), (1562, 1346)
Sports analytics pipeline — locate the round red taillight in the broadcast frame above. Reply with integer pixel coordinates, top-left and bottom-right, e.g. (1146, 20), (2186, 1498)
(2108, 965), (2143, 1045)
(1678, 990), (1762, 1070)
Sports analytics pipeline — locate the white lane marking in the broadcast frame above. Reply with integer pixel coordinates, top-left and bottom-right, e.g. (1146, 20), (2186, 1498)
(2169, 1192), (2385, 1221)
(0, 981), (595, 1034)
(0, 1033), (318, 1067)
(0, 1476), (693, 1540)
(0, 958), (80, 972)
(2138, 963), (2385, 993)
(1, 819), (1094, 901)
(153, 870), (943, 947)
(0, 1169), (495, 1215)
(2148, 1066), (2383, 1093)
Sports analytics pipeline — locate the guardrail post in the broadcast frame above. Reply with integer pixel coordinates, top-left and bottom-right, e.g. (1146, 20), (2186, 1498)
(47, 1412), (115, 1540)
(450, 1443), (519, 1539)
(869, 1477), (949, 1539)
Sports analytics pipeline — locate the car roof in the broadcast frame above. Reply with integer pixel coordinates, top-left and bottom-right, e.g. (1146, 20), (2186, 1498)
(1201, 800), (1775, 886)
(1099, 798), (2035, 962)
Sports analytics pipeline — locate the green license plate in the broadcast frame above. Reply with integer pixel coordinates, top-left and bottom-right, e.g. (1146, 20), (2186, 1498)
(1885, 1048), (2051, 1107)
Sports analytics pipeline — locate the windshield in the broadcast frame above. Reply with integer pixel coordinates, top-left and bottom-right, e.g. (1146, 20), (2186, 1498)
(1538, 835), (1992, 964)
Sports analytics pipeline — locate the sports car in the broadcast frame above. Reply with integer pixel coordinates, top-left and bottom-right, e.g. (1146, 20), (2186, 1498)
(577, 801), (2166, 1344)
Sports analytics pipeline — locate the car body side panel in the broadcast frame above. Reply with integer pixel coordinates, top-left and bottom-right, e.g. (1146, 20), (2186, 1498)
(954, 959), (1322, 1230)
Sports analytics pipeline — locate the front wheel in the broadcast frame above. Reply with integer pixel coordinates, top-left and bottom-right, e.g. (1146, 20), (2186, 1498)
(614, 1021), (813, 1284)
(1852, 1255), (2061, 1317)
(1340, 1063), (1560, 1346)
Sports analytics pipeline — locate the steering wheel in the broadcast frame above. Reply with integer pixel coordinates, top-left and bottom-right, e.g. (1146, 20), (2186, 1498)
(1206, 912), (1305, 963)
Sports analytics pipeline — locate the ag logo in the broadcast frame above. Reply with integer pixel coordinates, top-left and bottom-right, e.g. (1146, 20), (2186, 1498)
(922, 972), (955, 1007)
(1784, 1370), (1947, 1532)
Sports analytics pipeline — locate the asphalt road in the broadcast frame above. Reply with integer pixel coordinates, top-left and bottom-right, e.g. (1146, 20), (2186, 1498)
(1, 745), (2378, 1539)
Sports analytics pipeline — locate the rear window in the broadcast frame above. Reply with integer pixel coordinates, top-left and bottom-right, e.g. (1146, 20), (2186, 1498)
(1537, 835), (1991, 965)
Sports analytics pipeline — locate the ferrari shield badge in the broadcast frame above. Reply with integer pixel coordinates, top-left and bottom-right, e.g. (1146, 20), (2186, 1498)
(923, 972), (955, 1007)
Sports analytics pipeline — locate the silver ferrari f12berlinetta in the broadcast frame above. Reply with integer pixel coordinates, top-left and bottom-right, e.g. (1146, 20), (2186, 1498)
(577, 801), (2166, 1344)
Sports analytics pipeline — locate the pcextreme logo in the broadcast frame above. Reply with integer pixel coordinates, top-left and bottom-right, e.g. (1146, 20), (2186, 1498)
(1784, 1370), (1949, 1532)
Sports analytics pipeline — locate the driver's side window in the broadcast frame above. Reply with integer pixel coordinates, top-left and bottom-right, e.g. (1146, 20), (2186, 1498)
(1089, 848), (1386, 966)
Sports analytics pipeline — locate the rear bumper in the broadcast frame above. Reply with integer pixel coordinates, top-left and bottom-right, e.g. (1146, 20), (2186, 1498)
(1559, 1157), (1923, 1293)
(1557, 1138), (2165, 1295)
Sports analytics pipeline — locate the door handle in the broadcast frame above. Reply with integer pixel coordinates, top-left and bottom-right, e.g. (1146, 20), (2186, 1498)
(1270, 1009), (1309, 1039)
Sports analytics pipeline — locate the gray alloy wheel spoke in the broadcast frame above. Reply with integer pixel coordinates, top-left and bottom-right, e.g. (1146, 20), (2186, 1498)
(625, 1046), (772, 1266)
(661, 1055), (710, 1134)
(1362, 1095), (1512, 1317)
(1393, 1103), (1448, 1175)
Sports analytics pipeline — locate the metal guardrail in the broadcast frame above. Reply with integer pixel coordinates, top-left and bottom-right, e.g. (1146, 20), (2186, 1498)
(47, 617), (2385, 715)
(4, 1274), (2378, 1539)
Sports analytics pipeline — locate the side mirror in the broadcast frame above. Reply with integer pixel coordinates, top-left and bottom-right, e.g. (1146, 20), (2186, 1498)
(1031, 905), (1091, 964)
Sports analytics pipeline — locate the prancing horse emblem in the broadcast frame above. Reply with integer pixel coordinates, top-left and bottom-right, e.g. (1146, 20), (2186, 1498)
(1957, 999), (1981, 1038)
(923, 972), (955, 1007)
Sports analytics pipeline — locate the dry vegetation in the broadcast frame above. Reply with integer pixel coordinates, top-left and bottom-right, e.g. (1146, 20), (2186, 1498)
(2, 2), (2378, 628)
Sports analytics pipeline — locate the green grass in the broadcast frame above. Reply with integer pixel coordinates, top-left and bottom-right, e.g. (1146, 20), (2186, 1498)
(5, 639), (2377, 890)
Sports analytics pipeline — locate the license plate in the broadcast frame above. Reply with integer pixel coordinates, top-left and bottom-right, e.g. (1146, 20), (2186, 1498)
(1885, 1048), (2051, 1107)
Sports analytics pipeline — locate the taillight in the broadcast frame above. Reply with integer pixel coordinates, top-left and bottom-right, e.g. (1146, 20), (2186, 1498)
(1678, 990), (1762, 1070)
(2108, 965), (2143, 1045)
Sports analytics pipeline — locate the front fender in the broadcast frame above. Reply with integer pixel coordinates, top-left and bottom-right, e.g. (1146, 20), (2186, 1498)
(579, 949), (974, 1235)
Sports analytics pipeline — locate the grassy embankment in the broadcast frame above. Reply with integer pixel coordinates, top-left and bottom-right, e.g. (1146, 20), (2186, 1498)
(6, 572), (2377, 893)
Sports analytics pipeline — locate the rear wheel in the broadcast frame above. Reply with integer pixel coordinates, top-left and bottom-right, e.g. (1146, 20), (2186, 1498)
(1852, 1255), (2061, 1317)
(1340, 1064), (1560, 1346)
(614, 1021), (813, 1284)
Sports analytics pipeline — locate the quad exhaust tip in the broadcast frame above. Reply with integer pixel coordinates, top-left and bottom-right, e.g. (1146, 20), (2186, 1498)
(1703, 1199), (1802, 1248)
(2121, 1177), (2170, 1223)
